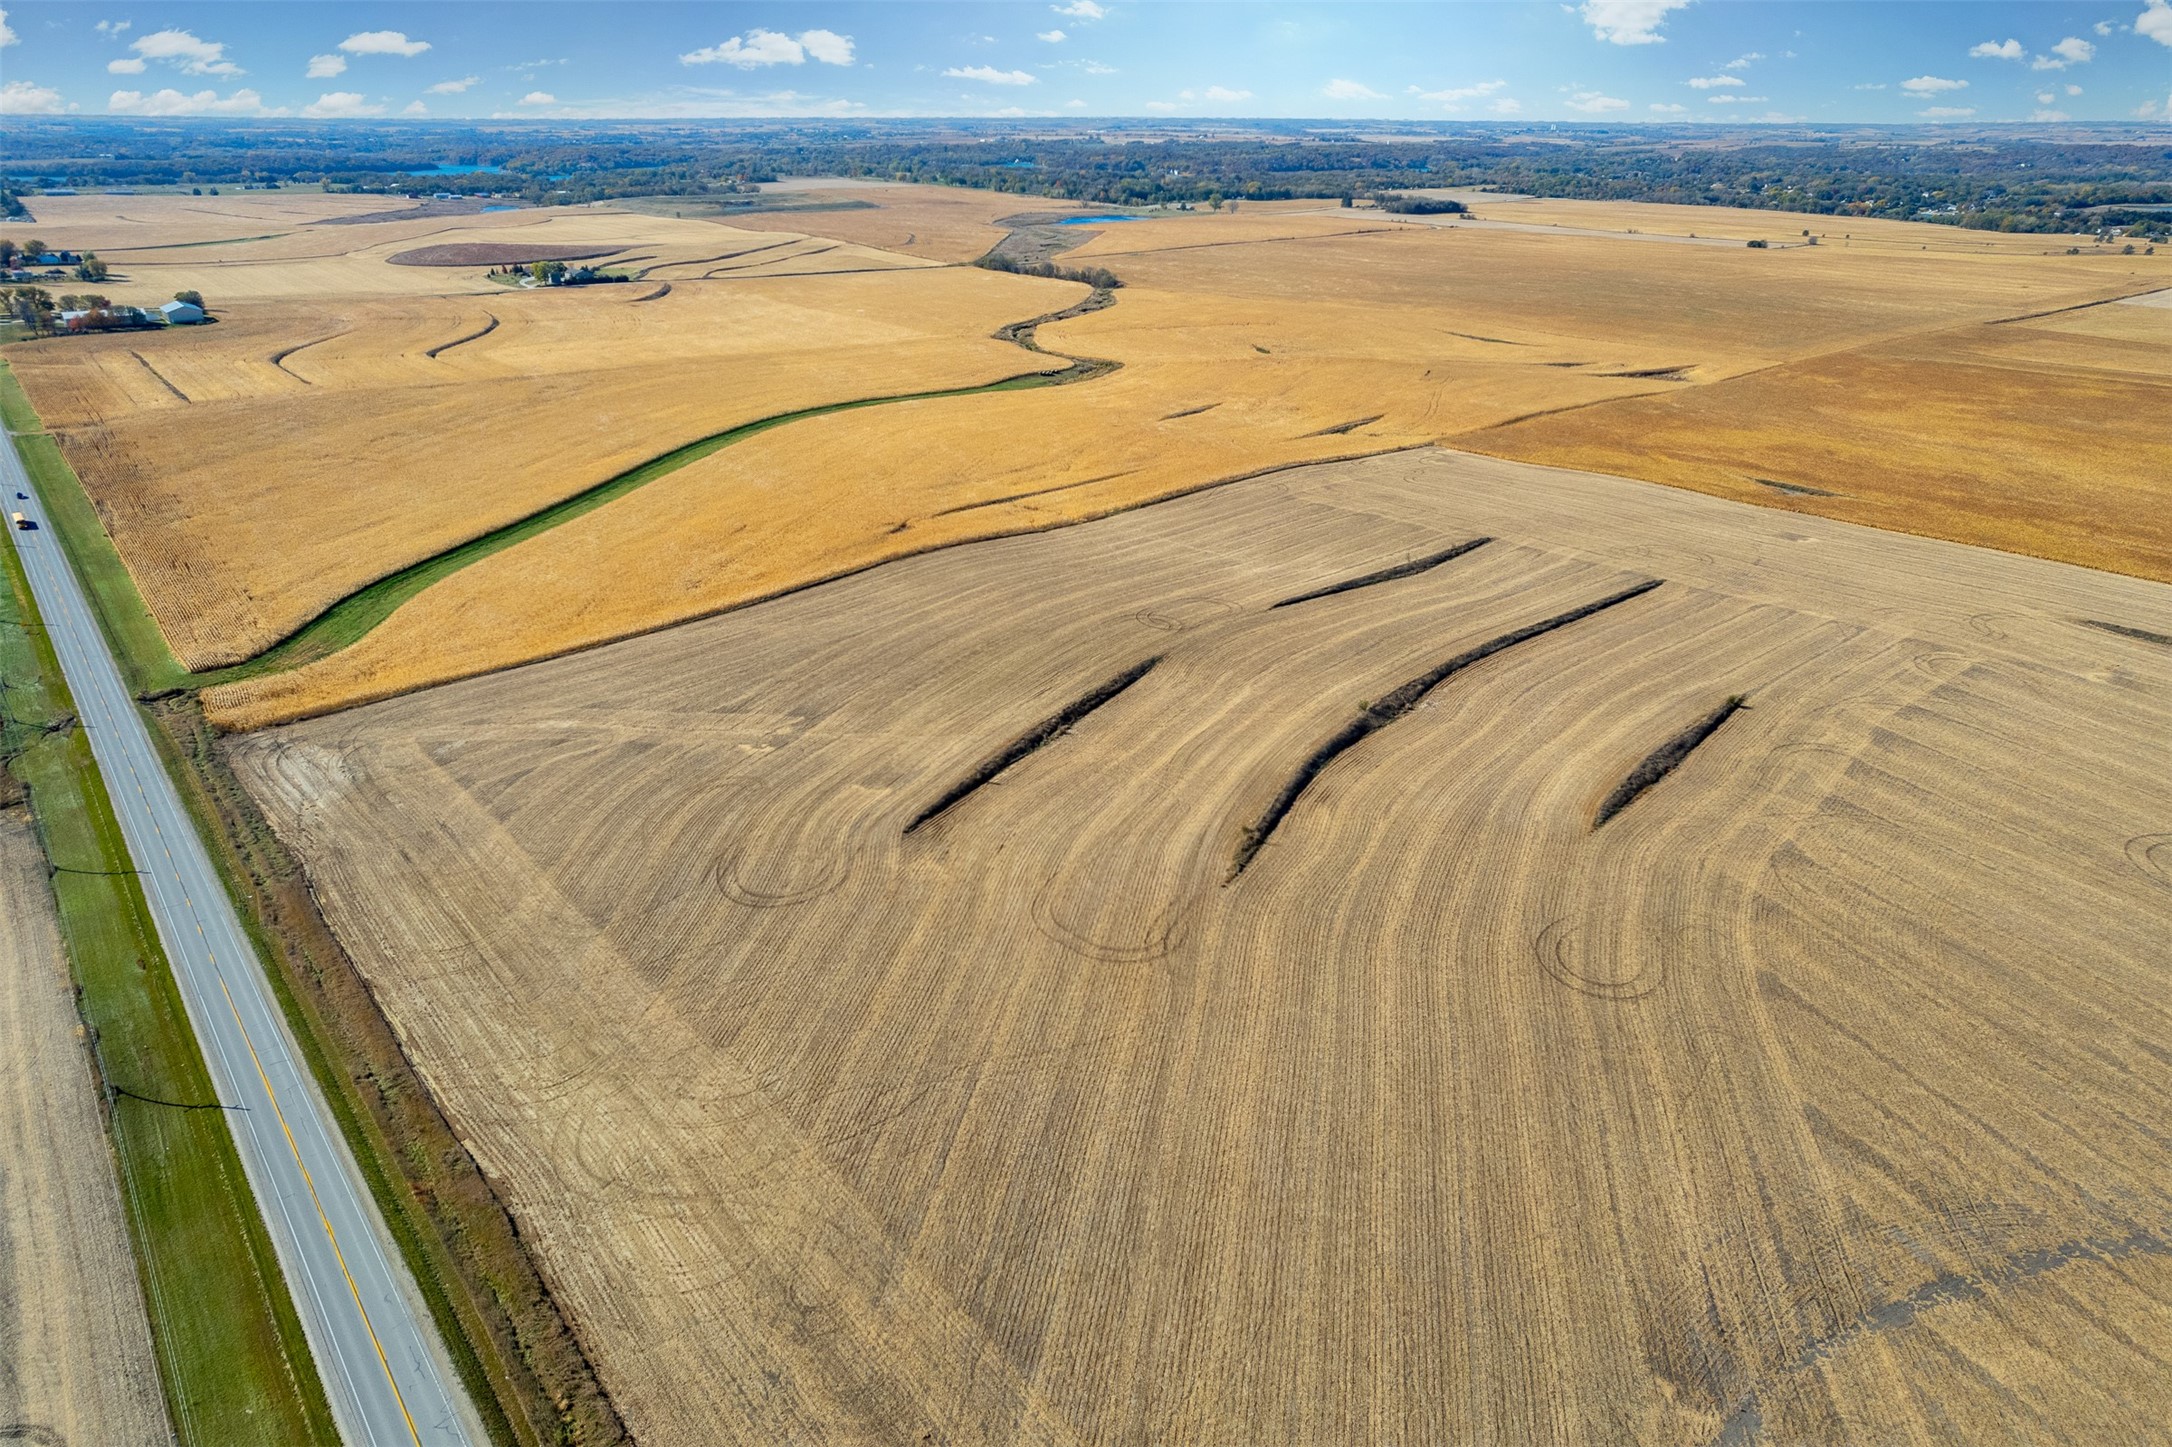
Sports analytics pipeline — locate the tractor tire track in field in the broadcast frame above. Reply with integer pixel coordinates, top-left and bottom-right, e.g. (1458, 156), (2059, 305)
(127, 351), (189, 403)
(1593, 693), (1747, 828)
(931, 470), (1137, 519)
(629, 283), (672, 303)
(425, 312), (498, 359)
(1230, 577), (1664, 879)
(1269, 537), (1491, 609)
(182, 290), (1130, 694)
(904, 656), (1161, 834)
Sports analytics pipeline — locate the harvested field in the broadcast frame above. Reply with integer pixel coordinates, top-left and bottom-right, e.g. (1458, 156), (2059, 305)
(201, 217), (2172, 725)
(0, 811), (174, 1447)
(387, 243), (622, 267)
(717, 183), (1093, 262)
(24, 204), (927, 306)
(234, 448), (2172, 1447)
(1473, 324), (2172, 581)
(9, 266), (1082, 667)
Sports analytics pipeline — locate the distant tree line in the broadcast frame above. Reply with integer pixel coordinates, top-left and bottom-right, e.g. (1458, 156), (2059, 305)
(5, 118), (2169, 237)
(974, 253), (1122, 289)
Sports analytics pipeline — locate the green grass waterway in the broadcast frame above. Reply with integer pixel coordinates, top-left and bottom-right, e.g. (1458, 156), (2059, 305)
(4, 344), (1101, 696)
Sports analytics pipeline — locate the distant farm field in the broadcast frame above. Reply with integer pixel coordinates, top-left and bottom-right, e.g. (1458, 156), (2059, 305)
(6, 187), (2166, 728)
(233, 448), (2172, 1447)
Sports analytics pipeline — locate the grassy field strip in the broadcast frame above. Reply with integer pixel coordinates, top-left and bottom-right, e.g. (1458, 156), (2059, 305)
(0, 501), (336, 1445)
(3, 310), (1109, 700)
(191, 357), (1099, 689)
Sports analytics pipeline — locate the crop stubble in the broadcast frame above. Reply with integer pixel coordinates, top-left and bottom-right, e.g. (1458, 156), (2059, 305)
(0, 811), (174, 1447)
(232, 449), (2172, 1447)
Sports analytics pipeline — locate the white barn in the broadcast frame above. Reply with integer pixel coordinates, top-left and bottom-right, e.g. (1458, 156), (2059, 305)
(159, 300), (206, 325)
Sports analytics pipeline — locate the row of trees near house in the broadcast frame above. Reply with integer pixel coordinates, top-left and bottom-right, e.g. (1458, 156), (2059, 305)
(0, 237), (108, 281)
(2, 287), (207, 336)
(484, 259), (629, 287)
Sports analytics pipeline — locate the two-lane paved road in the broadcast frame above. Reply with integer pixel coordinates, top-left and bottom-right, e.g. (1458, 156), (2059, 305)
(3, 435), (482, 1447)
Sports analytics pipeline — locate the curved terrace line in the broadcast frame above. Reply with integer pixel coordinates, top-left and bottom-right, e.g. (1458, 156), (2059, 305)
(185, 288), (1126, 690)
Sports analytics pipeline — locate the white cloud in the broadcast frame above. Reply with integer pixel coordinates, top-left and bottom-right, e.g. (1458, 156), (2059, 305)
(1707, 94), (1768, 104)
(799, 29), (855, 65)
(1685, 74), (1744, 88)
(1749, 112), (1806, 123)
(2138, 88), (2172, 115)
(1144, 100), (1178, 112)
(2067, 83), (2084, 94)
(1649, 101), (1688, 113)
(1918, 105), (1975, 118)
(1415, 79), (1507, 106)
(402, 99), (427, 116)
(2094, 20), (2115, 36)
(1322, 78), (1386, 100)
(0, 7), (14, 47)
(947, 65), (1037, 85)
(2032, 108), (2072, 120)
(339, 30), (430, 57)
(2052, 35), (2096, 62)
(1969, 39), (2023, 59)
(428, 76), (478, 94)
(520, 90), (556, 105)
(1081, 61), (1117, 74)
(1491, 97), (1522, 114)
(129, 28), (242, 77)
(683, 28), (853, 67)
(1579, 0), (1690, 46)
(2144, 0), (2172, 45)
(1053, 0), (1107, 18)
(107, 57), (145, 74)
(1565, 89), (1630, 111)
(94, 19), (130, 37)
(1065, 97), (1086, 107)
(110, 86), (274, 115)
(2038, 90), (2058, 103)
(1204, 85), (1252, 102)
(1723, 52), (1762, 69)
(1900, 75), (1967, 94)
(1853, 82), (1888, 90)
(1, 79), (65, 113)
(307, 53), (347, 78)
(1038, 29), (1067, 43)
(302, 90), (383, 117)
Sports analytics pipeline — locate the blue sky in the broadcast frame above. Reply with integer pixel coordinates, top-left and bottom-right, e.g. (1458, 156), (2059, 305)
(2, 2), (2169, 124)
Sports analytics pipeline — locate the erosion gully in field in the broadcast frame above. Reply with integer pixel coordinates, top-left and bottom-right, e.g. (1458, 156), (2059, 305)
(233, 448), (2172, 1447)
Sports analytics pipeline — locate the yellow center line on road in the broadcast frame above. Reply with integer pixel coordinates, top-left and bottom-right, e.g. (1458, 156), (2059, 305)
(113, 747), (426, 1447)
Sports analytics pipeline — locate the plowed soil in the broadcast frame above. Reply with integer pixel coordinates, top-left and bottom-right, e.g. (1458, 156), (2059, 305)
(232, 448), (2172, 1447)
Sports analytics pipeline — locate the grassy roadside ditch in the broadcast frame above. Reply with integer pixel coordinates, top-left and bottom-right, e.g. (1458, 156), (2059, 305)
(148, 694), (631, 1447)
(4, 359), (628, 1443)
(0, 514), (337, 1447)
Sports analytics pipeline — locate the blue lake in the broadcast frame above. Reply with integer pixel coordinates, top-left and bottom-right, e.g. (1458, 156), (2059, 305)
(1058, 214), (1142, 225)
(481, 204), (519, 212)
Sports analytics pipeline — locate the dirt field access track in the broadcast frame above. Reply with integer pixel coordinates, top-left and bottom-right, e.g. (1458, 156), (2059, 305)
(234, 448), (2172, 1447)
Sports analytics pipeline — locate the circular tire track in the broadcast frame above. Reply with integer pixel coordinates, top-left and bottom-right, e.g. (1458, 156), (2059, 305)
(1534, 917), (1662, 1001)
(2125, 834), (2172, 890)
(1130, 595), (1238, 634)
